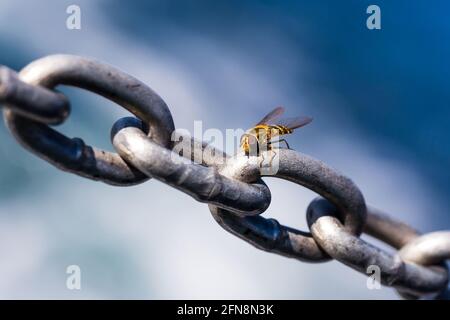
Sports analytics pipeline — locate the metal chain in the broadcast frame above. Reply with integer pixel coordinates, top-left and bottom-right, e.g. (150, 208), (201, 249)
(1, 55), (449, 299)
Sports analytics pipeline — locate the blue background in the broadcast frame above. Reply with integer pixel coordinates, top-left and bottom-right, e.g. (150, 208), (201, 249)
(0, 0), (448, 299)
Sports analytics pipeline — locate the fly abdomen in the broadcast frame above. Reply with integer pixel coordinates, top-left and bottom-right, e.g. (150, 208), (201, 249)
(272, 125), (292, 135)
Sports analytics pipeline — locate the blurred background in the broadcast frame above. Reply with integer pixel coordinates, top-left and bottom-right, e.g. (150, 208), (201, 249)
(0, 0), (449, 299)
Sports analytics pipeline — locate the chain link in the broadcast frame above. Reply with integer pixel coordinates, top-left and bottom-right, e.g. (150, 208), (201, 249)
(1, 55), (449, 299)
(3, 55), (174, 185)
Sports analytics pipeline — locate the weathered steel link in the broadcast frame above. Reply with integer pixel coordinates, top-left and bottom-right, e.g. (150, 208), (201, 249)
(0, 66), (69, 124)
(399, 231), (450, 266)
(111, 117), (270, 215)
(363, 206), (419, 249)
(1, 54), (449, 299)
(399, 232), (450, 299)
(2, 54), (175, 185)
(172, 131), (230, 169)
(209, 149), (367, 262)
(306, 197), (449, 298)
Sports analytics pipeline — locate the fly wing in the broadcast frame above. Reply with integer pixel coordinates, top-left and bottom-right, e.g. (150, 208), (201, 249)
(278, 116), (313, 130)
(255, 106), (285, 125)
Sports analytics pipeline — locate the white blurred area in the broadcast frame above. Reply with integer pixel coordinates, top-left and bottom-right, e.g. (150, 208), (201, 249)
(0, 0), (443, 299)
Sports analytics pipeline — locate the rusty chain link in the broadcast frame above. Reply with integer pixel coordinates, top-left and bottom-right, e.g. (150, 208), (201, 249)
(1, 55), (449, 299)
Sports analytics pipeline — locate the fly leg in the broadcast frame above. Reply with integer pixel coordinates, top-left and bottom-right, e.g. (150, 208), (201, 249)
(277, 139), (291, 149)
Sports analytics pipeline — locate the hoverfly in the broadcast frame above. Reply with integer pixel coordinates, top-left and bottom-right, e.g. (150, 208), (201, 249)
(240, 106), (312, 159)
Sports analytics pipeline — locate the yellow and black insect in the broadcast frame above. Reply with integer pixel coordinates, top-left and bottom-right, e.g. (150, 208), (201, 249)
(240, 106), (312, 158)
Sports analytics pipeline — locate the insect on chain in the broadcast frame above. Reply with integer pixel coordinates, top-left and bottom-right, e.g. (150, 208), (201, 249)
(240, 106), (312, 173)
(0, 55), (449, 300)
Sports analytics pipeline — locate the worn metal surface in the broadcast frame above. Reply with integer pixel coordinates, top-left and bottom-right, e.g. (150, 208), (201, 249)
(363, 206), (419, 249)
(1, 54), (449, 299)
(2, 54), (175, 185)
(307, 198), (448, 298)
(111, 117), (270, 215)
(0, 66), (69, 124)
(399, 231), (450, 266)
(209, 149), (367, 262)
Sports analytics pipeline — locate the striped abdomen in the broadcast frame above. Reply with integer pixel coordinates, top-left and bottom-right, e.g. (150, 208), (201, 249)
(251, 124), (293, 141)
